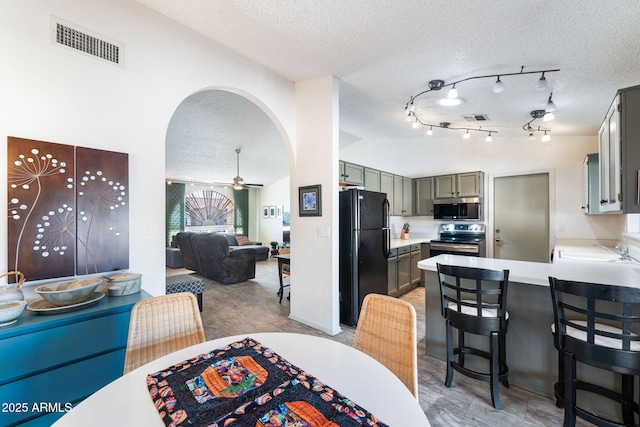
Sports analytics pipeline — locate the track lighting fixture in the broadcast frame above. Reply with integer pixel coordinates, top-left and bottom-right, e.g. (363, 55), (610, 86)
(426, 126), (433, 136)
(537, 72), (548, 91)
(408, 113), (498, 138)
(545, 92), (556, 112)
(405, 66), (559, 136)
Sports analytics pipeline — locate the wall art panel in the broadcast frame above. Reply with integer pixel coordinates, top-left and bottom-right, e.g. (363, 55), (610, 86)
(75, 147), (129, 275)
(7, 137), (76, 281)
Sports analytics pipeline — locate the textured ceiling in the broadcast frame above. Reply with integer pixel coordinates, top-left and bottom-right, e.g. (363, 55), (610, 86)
(149, 0), (640, 184)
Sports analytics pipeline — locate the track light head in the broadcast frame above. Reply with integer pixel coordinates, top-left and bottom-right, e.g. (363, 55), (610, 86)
(447, 84), (458, 99)
(545, 92), (557, 112)
(493, 76), (505, 93)
(537, 73), (548, 91)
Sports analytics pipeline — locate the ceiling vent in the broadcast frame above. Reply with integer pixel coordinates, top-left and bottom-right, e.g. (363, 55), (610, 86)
(463, 114), (489, 122)
(51, 17), (124, 67)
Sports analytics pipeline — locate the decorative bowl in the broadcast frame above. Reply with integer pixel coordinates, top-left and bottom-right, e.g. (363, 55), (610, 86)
(0, 300), (27, 324)
(35, 278), (103, 306)
(104, 272), (142, 296)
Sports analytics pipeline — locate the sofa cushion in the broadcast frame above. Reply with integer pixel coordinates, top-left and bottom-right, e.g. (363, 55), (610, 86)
(224, 234), (239, 246)
(235, 235), (252, 246)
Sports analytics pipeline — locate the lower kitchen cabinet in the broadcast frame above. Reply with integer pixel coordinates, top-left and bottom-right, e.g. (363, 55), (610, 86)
(0, 291), (149, 426)
(388, 244), (422, 296)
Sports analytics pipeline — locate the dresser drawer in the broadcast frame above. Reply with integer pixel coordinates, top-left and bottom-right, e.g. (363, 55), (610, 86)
(0, 348), (125, 426)
(0, 311), (130, 385)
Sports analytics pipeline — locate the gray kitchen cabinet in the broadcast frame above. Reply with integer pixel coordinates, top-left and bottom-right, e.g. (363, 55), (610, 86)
(435, 172), (483, 198)
(387, 248), (398, 296)
(364, 167), (381, 191)
(393, 175), (403, 215)
(415, 177), (434, 215)
(410, 244), (422, 286)
(338, 161), (345, 183)
(583, 153), (601, 214)
(402, 177), (413, 216)
(397, 245), (412, 294)
(340, 162), (364, 185)
(598, 85), (640, 213)
(380, 171), (394, 209)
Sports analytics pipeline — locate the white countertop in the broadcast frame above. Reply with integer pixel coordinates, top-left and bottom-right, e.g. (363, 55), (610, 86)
(418, 253), (640, 288)
(390, 237), (431, 249)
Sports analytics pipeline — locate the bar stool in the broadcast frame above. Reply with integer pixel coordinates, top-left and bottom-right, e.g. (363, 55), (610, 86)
(436, 263), (510, 409)
(549, 277), (640, 427)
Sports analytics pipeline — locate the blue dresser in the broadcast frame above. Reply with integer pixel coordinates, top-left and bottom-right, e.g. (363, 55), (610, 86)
(0, 291), (149, 426)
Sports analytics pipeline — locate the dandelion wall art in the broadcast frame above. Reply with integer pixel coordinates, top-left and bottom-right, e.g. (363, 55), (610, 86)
(7, 137), (129, 282)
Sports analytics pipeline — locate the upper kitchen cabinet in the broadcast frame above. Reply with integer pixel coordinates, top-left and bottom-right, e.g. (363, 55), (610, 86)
(434, 172), (484, 198)
(583, 153), (601, 214)
(392, 175), (413, 216)
(414, 177), (434, 216)
(381, 171), (394, 211)
(339, 161), (364, 185)
(598, 85), (640, 213)
(364, 167), (381, 192)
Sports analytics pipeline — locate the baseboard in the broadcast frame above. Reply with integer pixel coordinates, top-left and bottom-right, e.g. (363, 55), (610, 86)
(287, 314), (343, 336)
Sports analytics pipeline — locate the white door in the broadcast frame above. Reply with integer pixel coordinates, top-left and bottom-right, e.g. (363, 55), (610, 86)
(493, 173), (550, 263)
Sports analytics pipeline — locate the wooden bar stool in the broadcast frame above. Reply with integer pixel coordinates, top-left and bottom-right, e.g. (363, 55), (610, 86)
(549, 277), (640, 427)
(436, 263), (510, 409)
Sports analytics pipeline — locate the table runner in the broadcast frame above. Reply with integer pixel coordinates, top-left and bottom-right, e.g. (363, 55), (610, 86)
(147, 337), (389, 427)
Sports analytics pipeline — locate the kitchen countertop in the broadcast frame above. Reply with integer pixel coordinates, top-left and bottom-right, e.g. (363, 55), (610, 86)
(418, 253), (640, 288)
(390, 237), (431, 249)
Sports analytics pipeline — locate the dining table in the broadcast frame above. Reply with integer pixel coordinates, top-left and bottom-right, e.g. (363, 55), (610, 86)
(52, 332), (430, 426)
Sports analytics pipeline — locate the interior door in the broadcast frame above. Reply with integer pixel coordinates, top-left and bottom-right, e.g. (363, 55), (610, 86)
(493, 173), (550, 263)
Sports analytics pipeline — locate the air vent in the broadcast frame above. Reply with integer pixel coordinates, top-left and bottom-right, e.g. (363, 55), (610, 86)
(51, 17), (124, 67)
(463, 114), (489, 122)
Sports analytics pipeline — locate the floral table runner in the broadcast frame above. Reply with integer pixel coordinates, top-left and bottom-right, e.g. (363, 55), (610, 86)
(147, 337), (389, 427)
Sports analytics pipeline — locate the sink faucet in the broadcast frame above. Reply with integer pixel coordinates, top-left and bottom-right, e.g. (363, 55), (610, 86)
(593, 242), (632, 261)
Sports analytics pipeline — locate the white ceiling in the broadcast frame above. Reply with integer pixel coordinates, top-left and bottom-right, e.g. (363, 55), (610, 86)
(150, 0), (640, 185)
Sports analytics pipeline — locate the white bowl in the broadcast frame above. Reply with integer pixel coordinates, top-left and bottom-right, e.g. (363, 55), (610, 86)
(35, 278), (103, 306)
(0, 300), (27, 324)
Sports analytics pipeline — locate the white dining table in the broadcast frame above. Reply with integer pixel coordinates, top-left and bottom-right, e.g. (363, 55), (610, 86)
(53, 332), (430, 426)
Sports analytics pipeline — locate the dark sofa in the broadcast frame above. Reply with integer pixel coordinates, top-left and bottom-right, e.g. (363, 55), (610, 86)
(223, 234), (270, 261)
(176, 232), (256, 284)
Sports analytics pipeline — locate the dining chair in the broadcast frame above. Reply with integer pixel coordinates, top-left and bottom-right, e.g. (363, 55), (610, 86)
(549, 277), (640, 427)
(123, 292), (206, 374)
(353, 293), (418, 398)
(436, 263), (510, 409)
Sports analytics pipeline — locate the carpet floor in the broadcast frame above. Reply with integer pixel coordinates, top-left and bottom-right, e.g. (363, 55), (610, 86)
(166, 259), (594, 427)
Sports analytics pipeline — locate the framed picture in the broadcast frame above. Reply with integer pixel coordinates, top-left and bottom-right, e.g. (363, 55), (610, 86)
(263, 206), (269, 218)
(269, 206), (276, 217)
(277, 205), (283, 217)
(299, 184), (322, 216)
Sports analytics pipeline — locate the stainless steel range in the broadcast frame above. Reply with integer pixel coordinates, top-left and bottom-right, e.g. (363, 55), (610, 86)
(429, 223), (486, 257)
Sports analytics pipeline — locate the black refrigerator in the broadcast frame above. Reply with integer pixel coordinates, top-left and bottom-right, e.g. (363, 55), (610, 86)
(339, 189), (391, 326)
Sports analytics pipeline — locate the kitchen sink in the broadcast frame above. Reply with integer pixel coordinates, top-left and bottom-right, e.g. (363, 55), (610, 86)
(558, 250), (639, 264)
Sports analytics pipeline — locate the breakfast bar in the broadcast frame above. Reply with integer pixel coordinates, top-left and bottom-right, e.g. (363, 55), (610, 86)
(418, 252), (640, 400)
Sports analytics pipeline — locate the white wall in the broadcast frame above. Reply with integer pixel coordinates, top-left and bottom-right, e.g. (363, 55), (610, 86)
(340, 135), (622, 241)
(257, 176), (290, 245)
(0, 0), (296, 297)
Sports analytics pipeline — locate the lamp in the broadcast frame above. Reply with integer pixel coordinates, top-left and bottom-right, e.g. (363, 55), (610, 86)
(542, 131), (551, 142)
(463, 130), (470, 139)
(545, 92), (556, 112)
(493, 76), (505, 93)
(537, 72), (548, 91)
(447, 84), (458, 99)
(426, 126), (433, 136)
(485, 132), (493, 142)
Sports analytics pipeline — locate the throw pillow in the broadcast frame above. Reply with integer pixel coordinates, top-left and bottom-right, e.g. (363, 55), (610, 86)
(235, 235), (252, 246)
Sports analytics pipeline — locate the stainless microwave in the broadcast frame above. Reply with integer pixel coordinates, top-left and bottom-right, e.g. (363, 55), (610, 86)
(433, 197), (483, 220)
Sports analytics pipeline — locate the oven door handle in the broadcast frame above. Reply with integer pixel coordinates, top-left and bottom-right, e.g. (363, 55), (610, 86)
(430, 242), (480, 253)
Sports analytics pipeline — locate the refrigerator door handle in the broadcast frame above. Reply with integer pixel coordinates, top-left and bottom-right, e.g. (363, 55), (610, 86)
(383, 198), (391, 258)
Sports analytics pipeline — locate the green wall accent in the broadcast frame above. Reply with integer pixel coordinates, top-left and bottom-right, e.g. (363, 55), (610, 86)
(165, 183), (185, 246)
(233, 189), (249, 236)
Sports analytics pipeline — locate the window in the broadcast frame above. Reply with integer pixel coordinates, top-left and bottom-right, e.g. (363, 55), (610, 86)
(184, 190), (234, 228)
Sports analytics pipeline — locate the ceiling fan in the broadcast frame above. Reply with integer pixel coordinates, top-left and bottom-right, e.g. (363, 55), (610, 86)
(230, 148), (263, 190)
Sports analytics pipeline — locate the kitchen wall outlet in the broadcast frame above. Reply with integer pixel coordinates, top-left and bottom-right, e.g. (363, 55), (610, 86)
(318, 226), (331, 238)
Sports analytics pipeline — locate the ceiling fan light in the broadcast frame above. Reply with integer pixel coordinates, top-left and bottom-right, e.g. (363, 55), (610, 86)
(493, 77), (505, 93)
(233, 183), (243, 190)
(447, 84), (458, 99)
